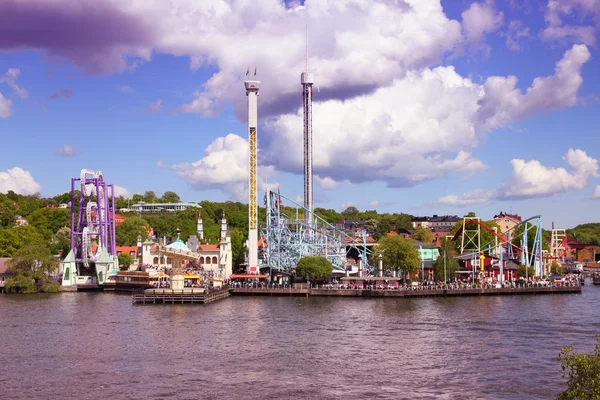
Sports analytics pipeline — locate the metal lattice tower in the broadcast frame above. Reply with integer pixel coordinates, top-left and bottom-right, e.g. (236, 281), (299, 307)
(261, 189), (370, 273)
(460, 217), (481, 254)
(245, 74), (260, 273)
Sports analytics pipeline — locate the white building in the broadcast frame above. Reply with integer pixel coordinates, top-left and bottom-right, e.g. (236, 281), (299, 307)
(139, 213), (233, 278)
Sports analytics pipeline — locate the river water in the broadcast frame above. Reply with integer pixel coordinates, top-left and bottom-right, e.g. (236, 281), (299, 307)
(0, 284), (598, 400)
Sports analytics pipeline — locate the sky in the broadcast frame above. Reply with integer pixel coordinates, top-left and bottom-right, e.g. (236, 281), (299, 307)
(0, 0), (599, 229)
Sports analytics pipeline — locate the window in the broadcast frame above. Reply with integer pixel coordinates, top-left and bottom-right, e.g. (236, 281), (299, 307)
(200, 257), (205, 264)
(212, 256), (218, 264)
(153, 257), (159, 264)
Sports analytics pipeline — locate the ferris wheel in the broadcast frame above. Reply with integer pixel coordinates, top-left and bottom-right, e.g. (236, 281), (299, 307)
(71, 169), (117, 268)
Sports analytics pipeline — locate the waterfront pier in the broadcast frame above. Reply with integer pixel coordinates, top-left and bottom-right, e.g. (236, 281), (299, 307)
(132, 287), (230, 305)
(230, 285), (581, 298)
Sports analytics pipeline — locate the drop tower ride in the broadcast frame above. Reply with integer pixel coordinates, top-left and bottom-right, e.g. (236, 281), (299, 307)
(245, 75), (260, 273)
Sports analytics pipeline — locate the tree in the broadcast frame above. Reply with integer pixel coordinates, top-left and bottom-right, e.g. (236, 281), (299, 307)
(143, 191), (157, 203)
(517, 265), (535, 279)
(5, 244), (60, 293)
(373, 219), (392, 241)
(551, 261), (565, 275)
(296, 256), (333, 282)
(394, 213), (413, 232)
(465, 211), (477, 218)
(374, 234), (420, 278)
(433, 238), (460, 282)
(115, 215), (150, 246)
(118, 253), (133, 270)
(413, 226), (433, 243)
(557, 337), (600, 400)
(0, 225), (45, 257)
(161, 191), (181, 203)
(341, 206), (359, 217)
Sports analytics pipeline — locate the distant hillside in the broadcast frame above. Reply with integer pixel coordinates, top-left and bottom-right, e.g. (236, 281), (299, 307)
(568, 223), (600, 245)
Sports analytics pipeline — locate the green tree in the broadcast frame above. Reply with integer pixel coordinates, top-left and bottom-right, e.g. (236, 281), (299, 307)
(394, 213), (413, 232)
(118, 253), (133, 270)
(161, 191), (181, 203)
(413, 226), (433, 243)
(0, 225), (45, 257)
(551, 261), (565, 275)
(143, 191), (157, 203)
(373, 219), (392, 241)
(557, 337), (600, 400)
(5, 244), (60, 293)
(433, 238), (460, 282)
(568, 223), (600, 246)
(230, 228), (246, 271)
(0, 193), (17, 228)
(374, 234), (420, 278)
(314, 208), (341, 224)
(296, 256), (333, 281)
(132, 193), (144, 203)
(517, 265), (535, 279)
(341, 206), (359, 218)
(464, 211), (477, 218)
(116, 215), (150, 245)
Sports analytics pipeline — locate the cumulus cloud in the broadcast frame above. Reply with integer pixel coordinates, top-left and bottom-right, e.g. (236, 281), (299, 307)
(436, 149), (599, 206)
(56, 144), (76, 157)
(143, 99), (162, 114)
(49, 88), (73, 100)
(315, 176), (338, 189)
(0, 92), (12, 118)
(541, 0), (600, 45)
(461, 1), (504, 43)
(477, 44), (590, 131)
(113, 185), (130, 198)
(0, 167), (41, 195)
(159, 133), (276, 200)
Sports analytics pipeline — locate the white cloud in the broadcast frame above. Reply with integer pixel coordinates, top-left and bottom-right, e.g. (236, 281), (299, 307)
(113, 185), (130, 198)
(541, 0), (600, 45)
(504, 20), (530, 51)
(166, 0), (463, 118)
(143, 99), (162, 114)
(477, 44), (590, 131)
(0, 92), (12, 118)
(500, 149), (598, 199)
(461, 1), (504, 43)
(592, 185), (600, 199)
(436, 149), (599, 206)
(167, 43), (590, 198)
(315, 176), (337, 189)
(160, 133), (276, 200)
(0, 167), (41, 195)
(0, 68), (27, 100)
(56, 144), (76, 157)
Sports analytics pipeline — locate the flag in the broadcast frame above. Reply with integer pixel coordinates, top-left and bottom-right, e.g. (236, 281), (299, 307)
(246, 67), (249, 76)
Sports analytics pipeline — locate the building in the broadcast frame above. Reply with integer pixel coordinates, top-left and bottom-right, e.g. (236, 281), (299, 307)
(0, 257), (12, 292)
(138, 214), (233, 278)
(428, 215), (460, 231)
(411, 217), (430, 229)
(493, 212), (522, 234)
(15, 215), (28, 227)
(129, 202), (200, 213)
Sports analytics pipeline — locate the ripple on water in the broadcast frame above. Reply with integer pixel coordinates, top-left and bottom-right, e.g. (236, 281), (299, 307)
(0, 288), (599, 399)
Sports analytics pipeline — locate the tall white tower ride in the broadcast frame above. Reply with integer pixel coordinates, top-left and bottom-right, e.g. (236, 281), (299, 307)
(302, 42), (314, 226)
(245, 75), (260, 273)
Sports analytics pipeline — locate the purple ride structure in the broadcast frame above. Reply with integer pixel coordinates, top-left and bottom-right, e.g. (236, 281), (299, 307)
(61, 169), (119, 288)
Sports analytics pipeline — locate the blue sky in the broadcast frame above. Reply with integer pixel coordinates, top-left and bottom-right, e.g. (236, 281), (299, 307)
(0, 0), (599, 229)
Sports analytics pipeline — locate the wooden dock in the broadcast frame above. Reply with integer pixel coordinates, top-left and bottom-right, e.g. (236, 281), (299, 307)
(230, 285), (581, 298)
(132, 287), (230, 304)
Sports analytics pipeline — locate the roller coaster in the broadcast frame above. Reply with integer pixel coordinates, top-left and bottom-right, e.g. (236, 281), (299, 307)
(260, 189), (371, 274)
(452, 215), (567, 278)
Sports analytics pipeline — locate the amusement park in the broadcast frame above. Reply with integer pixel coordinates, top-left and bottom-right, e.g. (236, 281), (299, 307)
(53, 64), (592, 297)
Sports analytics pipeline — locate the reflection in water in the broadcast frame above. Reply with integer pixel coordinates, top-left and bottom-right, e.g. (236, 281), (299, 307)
(0, 286), (598, 399)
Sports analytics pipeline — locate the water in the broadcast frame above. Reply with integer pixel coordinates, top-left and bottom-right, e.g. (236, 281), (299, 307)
(1, 284), (599, 400)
